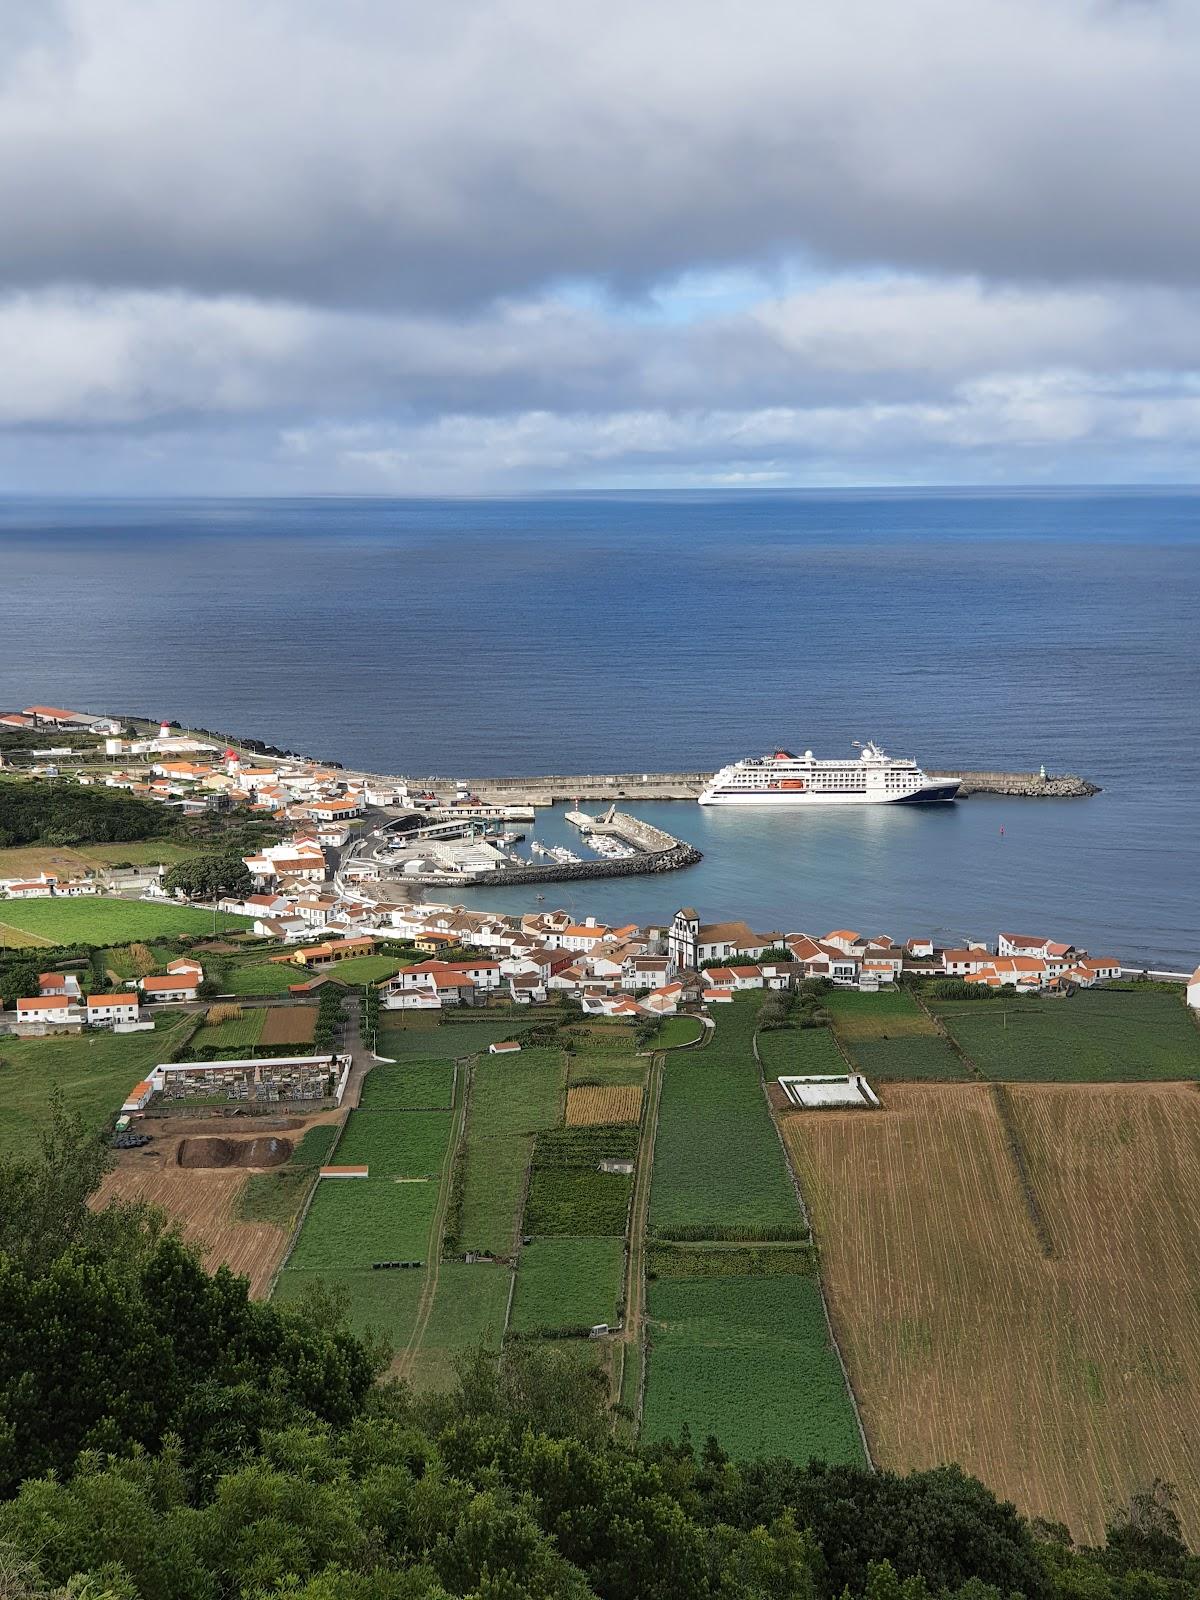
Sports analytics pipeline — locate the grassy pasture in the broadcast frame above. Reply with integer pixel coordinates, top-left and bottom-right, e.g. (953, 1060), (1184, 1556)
(469, 1048), (565, 1137)
(360, 1059), (455, 1110)
(0, 896), (250, 945)
(219, 961), (308, 997)
(654, 1015), (704, 1049)
(649, 998), (802, 1239)
(321, 955), (406, 986)
(787, 1081), (1200, 1541)
(511, 1237), (625, 1333)
(274, 1266), (425, 1347)
(409, 1263), (513, 1392)
(0, 1014), (193, 1159)
(334, 1109), (453, 1178)
(756, 1025), (847, 1077)
(644, 1272), (865, 1465)
(0, 840), (197, 880)
(458, 1133), (533, 1257)
(566, 1052), (646, 1087)
(933, 988), (1200, 1082)
(287, 1179), (440, 1269)
(379, 1019), (541, 1060)
(825, 987), (966, 1080)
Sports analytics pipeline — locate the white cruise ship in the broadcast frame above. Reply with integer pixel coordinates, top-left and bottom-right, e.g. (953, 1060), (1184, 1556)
(698, 741), (960, 806)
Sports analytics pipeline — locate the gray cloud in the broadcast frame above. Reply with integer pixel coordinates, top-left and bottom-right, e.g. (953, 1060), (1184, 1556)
(1, 0), (1199, 309)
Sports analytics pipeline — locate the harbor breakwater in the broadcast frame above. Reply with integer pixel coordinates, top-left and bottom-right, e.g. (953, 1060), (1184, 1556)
(398, 810), (702, 887)
(456, 769), (1100, 802)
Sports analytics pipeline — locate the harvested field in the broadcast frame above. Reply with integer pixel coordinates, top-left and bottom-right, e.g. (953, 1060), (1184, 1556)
(260, 1005), (317, 1047)
(92, 1164), (288, 1296)
(565, 1084), (643, 1125)
(787, 1082), (1200, 1542)
(177, 1135), (292, 1169)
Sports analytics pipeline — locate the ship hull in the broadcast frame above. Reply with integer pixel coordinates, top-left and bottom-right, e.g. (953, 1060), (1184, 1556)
(698, 781), (960, 806)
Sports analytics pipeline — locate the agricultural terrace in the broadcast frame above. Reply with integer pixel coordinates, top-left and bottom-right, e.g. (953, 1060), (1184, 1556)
(454, 1047), (565, 1257)
(787, 1082), (1200, 1541)
(756, 1022), (847, 1077)
(286, 1179), (441, 1270)
(334, 1109), (453, 1178)
(649, 996), (802, 1239)
(643, 1266), (866, 1465)
(0, 896), (250, 945)
(191, 1005), (265, 1052)
(0, 1014), (193, 1158)
(359, 1059), (455, 1110)
(931, 988), (1200, 1081)
(567, 1052), (645, 1087)
(651, 1015), (703, 1050)
(824, 987), (967, 1080)
(523, 1125), (637, 1236)
(565, 1084), (643, 1125)
(511, 1237), (625, 1334)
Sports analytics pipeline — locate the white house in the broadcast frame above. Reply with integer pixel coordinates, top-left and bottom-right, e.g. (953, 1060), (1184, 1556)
(639, 981), (683, 1016)
(997, 932), (1052, 959)
(139, 973), (201, 1003)
(86, 993), (141, 1026)
(1188, 966), (1200, 1010)
(38, 971), (82, 998)
(16, 995), (83, 1027)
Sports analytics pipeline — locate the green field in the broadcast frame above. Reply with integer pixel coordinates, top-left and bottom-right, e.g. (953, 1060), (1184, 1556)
(0, 896), (250, 945)
(409, 1262), (513, 1392)
(564, 1023), (638, 1054)
(468, 1048), (565, 1136)
(274, 1266), (425, 1347)
(643, 1273), (865, 1465)
(654, 1015), (704, 1050)
(825, 987), (966, 1080)
(458, 1133), (534, 1257)
(524, 1167), (631, 1236)
(511, 1237), (625, 1333)
(334, 1109), (453, 1178)
(287, 1180), (440, 1268)
(360, 1059), (456, 1109)
(756, 1025), (847, 1077)
(650, 998), (803, 1239)
(566, 1052), (646, 1086)
(321, 955), (406, 986)
(190, 1008), (266, 1051)
(378, 1019), (541, 1060)
(103, 942), (175, 980)
(219, 961), (307, 996)
(0, 1015), (194, 1159)
(932, 988), (1200, 1082)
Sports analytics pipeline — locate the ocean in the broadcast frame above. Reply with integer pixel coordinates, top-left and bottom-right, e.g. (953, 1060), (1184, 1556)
(1, 490), (1197, 966)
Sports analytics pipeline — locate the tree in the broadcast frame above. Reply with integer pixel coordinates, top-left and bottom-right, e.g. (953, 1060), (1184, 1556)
(163, 853), (251, 901)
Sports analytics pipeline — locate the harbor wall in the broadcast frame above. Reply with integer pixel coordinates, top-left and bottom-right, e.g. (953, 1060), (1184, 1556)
(456, 769), (1099, 801)
(397, 810), (701, 887)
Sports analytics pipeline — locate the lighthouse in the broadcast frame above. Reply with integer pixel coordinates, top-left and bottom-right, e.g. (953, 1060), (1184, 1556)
(157, 720), (171, 741)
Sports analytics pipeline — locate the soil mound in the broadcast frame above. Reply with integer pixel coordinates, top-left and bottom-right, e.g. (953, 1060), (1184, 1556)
(177, 1136), (293, 1169)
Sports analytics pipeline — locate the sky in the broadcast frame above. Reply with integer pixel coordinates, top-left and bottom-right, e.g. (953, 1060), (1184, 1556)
(2, 0), (1199, 492)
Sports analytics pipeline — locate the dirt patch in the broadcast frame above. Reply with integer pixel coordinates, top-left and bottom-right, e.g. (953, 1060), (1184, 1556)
(178, 1135), (293, 1169)
(260, 1004), (317, 1047)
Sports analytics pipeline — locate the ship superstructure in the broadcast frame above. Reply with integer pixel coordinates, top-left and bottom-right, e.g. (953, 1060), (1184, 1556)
(698, 741), (959, 806)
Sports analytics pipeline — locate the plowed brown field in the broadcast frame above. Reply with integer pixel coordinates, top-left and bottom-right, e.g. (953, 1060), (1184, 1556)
(565, 1084), (644, 1125)
(92, 1163), (289, 1297)
(786, 1082), (1200, 1541)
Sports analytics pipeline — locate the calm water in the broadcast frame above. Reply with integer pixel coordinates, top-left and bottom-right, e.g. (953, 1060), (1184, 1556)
(1, 490), (1197, 965)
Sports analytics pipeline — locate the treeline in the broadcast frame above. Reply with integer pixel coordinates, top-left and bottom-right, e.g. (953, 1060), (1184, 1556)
(0, 780), (278, 855)
(0, 1107), (1196, 1599)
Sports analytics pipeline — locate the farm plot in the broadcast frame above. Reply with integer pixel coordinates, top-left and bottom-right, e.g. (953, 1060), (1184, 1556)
(650, 998), (803, 1239)
(653, 1015), (704, 1050)
(456, 1132), (534, 1257)
(825, 988), (966, 1080)
(92, 1165), (287, 1297)
(320, 955), (407, 986)
(407, 1262), (513, 1393)
(469, 1048), (565, 1136)
(379, 1019), (542, 1061)
(238, 1121), (341, 1228)
(220, 961), (308, 997)
(566, 1084), (643, 1125)
(334, 1109), (453, 1178)
(787, 1082), (1200, 1542)
(360, 1059), (455, 1109)
(274, 1266), (425, 1348)
(287, 1179), (440, 1269)
(933, 989), (1200, 1082)
(564, 1023), (639, 1054)
(567, 1052), (646, 1087)
(0, 896), (250, 944)
(259, 1005), (317, 1048)
(756, 1024), (847, 1077)
(524, 1167), (632, 1236)
(191, 1005), (266, 1052)
(643, 1271), (865, 1465)
(511, 1237), (625, 1333)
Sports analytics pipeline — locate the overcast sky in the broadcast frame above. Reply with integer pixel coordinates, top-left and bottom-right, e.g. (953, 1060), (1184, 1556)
(2, 0), (1199, 491)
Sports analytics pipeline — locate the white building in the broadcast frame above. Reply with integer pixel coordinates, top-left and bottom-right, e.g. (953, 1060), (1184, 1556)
(1188, 966), (1200, 1010)
(86, 993), (141, 1027)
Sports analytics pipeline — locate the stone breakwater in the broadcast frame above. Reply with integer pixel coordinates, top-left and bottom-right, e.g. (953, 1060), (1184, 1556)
(457, 769), (1100, 802)
(398, 810), (701, 887)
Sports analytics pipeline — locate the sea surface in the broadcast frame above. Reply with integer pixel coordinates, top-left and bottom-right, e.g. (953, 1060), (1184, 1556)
(1, 490), (1197, 966)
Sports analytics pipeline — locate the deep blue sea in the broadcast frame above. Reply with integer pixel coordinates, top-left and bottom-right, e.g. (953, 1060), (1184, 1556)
(1, 490), (1197, 966)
